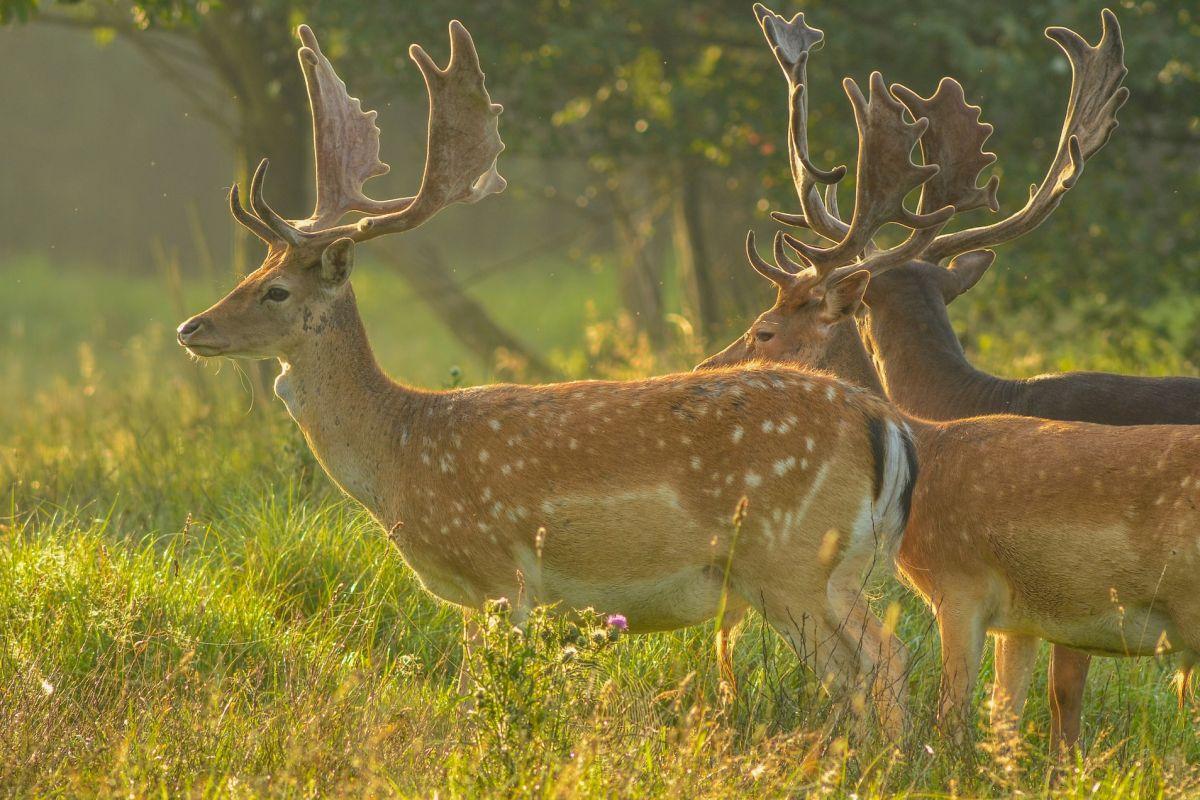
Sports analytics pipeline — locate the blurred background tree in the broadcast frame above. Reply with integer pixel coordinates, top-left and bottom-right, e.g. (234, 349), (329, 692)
(1, 0), (1197, 369)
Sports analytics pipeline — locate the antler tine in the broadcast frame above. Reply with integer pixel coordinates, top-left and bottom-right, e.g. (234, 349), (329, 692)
(923, 9), (1129, 264)
(228, 183), (282, 246)
(772, 230), (810, 275)
(786, 72), (955, 276)
(248, 159), (307, 246)
(744, 230), (800, 290)
(754, 4), (848, 242)
(892, 77), (1000, 216)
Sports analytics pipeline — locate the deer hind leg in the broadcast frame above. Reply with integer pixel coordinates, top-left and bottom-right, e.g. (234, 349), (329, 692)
(990, 632), (1039, 745)
(1176, 654), (1196, 710)
(825, 548), (910, 740)
(716, 601), (748, 697)
(936, 602), (987, 741)
(1047, 645), (1091, 756)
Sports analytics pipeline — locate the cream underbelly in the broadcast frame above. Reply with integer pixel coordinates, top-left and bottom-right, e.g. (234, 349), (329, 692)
(395, 484), (731, 625)
(528, 563), (729, 632)
(403, 546), (728, 631)
(992, 603), (1180, 658)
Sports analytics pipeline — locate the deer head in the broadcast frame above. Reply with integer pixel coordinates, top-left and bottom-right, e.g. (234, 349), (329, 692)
(177, 21), (505, 360)
(702, 6), (1127, 370)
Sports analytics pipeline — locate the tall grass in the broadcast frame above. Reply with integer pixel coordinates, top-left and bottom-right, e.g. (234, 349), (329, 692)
(1, 256), (1198, 797)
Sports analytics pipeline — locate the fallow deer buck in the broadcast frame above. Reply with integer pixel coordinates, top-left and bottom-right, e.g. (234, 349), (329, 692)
(703, 5), (1200, 744)
(749, 4), (1200, 753)
(176, 19), (920, 735)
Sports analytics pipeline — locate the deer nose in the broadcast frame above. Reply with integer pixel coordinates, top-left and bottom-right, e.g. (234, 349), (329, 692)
(177, 317), (205, 342)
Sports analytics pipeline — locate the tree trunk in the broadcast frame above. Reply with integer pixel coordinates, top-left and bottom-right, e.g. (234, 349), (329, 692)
(607, 187), (666, 346)
(672, 164), (753, 343)
(394, 246), (557, 382)
(672, 164), (723, 339)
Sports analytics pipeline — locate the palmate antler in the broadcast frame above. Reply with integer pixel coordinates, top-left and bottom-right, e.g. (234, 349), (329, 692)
(753, 3), (847, 243)
(230, 20), (505, 251)
(753, 5), (954, 285)
(781, 72), (955, 280)
(750, 6), (1127, 287)
(920, 9), (1128, 264)
(890, 77), (1000, 218)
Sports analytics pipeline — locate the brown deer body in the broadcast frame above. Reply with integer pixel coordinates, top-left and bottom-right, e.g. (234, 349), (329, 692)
(177, 19), (918, 734)
(709, 291), (1200, 738)
(708, 5), (1199, 745)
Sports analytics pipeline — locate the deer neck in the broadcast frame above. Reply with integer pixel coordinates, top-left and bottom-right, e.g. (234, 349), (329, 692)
(275, 287), (422, 522)
(816, 317), (887, 397)
(862, 275), (1018, 420)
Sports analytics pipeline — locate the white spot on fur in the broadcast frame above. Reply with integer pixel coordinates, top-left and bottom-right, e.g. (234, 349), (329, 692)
(731, 425), (744, 444)
(489, 419), (502, 431)
(691, 455), (702, 471)
(762, 420), (775, 433)
(805, 437), (815, 452)
(479, 449), (490, 463)
(773, 456), (797, 476)
(745, 471), (763, 488)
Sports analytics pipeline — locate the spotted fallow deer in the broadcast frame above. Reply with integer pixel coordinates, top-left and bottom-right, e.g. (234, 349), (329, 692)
(703, 5), (1200, 744)
(750, 3), (1200, 754)
(176, 19), (920, 734)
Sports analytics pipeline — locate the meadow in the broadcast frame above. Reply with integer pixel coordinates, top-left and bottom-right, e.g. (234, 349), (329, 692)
(2, 253), (1199, 798)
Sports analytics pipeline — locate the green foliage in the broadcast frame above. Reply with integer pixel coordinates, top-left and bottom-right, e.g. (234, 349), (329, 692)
(461, 602), (625, 792)
(2, 0), (1196, 323)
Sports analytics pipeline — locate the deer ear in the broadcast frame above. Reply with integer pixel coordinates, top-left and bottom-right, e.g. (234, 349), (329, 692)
(944, 250), (996, 303)
(821, 270), (871, 323)
(320, 238), (356, 286)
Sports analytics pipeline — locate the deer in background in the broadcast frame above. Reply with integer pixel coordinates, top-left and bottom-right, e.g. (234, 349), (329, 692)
(703, 5), (1200, 746)
(177, 19), (921, 736)
(755, 4), (1199, 752)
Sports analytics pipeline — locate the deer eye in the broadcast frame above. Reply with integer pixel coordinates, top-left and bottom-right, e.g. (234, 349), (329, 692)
(264, 287), (290, 303)
(754, 330), (775, 343)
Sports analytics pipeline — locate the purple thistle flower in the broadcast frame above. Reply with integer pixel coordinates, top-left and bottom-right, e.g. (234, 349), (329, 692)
(605, 614), (628, 631)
